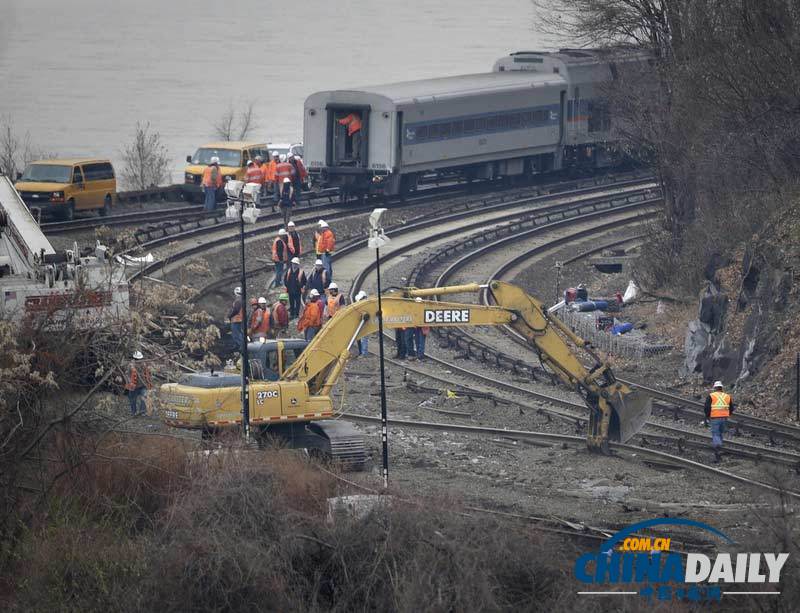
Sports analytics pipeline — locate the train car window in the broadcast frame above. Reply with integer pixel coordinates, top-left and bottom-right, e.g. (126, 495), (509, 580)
(486, 116), (498, 131)
(428, 124), (440, 139)
(463, 118), (476, 133)
(415, 125), (428, 141)
(451, 120), (463, 137)
(508, 114), (521, 129)
(496, 115), (509, 130)
(474, 118), (487, 132)
(439, 122), (451, 138)
(522, 112), (533, 125)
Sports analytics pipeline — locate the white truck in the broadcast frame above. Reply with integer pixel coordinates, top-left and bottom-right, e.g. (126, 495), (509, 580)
(0, 174), (129, 327)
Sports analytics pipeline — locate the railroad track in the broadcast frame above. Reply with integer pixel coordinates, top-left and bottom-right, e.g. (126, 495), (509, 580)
(334, 181), (800, 497)
(407, 202), (800, 465)
(182, 172), (655, 300)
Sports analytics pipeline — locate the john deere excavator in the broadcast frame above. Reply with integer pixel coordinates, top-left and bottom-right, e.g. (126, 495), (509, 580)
(160, 282), (652, 466)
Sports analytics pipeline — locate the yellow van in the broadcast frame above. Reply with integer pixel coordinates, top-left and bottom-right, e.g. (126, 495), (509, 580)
(182, 141), (270, 203)
(16, 158), (116, 220)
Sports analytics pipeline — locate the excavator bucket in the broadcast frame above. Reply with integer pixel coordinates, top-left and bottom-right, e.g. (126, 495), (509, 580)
(607, 388), (652, 443)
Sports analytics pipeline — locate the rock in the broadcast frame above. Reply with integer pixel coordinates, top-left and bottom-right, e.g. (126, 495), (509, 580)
(698, 282), (728, 332)
(682, 319), (711, 375)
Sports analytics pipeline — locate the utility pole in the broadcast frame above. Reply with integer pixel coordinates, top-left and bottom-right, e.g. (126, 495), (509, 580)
(368, 208), (391, 488)
(796, 352), (799, 423)
(239, 204), (250, 441)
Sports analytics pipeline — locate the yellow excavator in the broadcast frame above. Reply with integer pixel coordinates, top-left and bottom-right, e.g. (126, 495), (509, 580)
(160, 282), (652, 465)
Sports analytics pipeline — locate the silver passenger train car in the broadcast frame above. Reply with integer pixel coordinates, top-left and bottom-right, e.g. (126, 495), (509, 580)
(303, 49), (650, 198)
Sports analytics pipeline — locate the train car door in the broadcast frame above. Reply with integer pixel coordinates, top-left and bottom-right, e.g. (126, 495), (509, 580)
(327, 105), (370, 168)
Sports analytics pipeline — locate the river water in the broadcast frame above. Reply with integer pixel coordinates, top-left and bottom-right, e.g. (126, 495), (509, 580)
(0, 0), (548, 184)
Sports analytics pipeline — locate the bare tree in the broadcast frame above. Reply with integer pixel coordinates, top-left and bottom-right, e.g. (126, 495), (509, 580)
(212, 102), (257, 141)
(0, 116), (55, 178)
(119, 122), (171, 190)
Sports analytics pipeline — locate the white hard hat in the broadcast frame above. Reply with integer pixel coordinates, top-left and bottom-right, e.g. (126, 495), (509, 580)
(271, 150), (279, 158)
(713, 381), (724, 389)
(234, 286), (242, 296)
(355, 290), (367, 301)
(279, 153), (287, 162)
(255, 155), (264, 162)
(318, 219), (328, 228)
(415, 297), (423, 302)
(283, 177), (291, 183)
(246, 159), (254, 166)
(278, 228), (288, 236)
(328, 282), (338, 290)
(132, 350), (144, 360)
(315, 259), (323, 266)
(287, 221), (296, 227)
(210, 156), (220, 165)
(309, 289), (320, 297)
(291, 256), (300, 264)
(258, 296), (267, 305)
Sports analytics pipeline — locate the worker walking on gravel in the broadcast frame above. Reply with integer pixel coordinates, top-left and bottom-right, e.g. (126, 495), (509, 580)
(323, 282), (346, 322)
(278, 177), (294, 226)
(315, 220), (335, 279)
(307, 258), (330, 296)
(228, 286), (244, 352)
(202, 156), (223, 212)
(283, 257), (306, 319)
(704, 381), (734, 463)
(297, 288), (323, 341)
(286, 220), (301, 258)
(125, 350), (153, 417)
(272, 293), (290, 337)
(269, 229), (290, 289)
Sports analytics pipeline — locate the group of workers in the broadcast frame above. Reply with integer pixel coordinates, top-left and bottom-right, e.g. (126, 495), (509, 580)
(201, 150), (308, 218)
(227, 218), (349, 347)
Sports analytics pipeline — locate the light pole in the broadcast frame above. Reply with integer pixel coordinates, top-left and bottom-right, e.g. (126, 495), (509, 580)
(368, 208), (391, 488)
(225, 181), (261, 441)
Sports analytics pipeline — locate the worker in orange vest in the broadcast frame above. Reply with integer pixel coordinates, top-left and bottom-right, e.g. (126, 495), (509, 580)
(245, 297), (259, 338)
(202, 156), (223, 212)
(704, 381), (735, 463)
(315, 219), (335, 279)
(275, 154), (294, 196)
(269, 228), (290, 289)
(286, 220), (301, 257)
(248, 296), (271, 340)
(265, 151), (279, 204)
(227, 286), (244, 352)
(297, 288), (322, 341)
(323, 282), (346, 322)
(338, 112), (363, 160)
(125, 350), (153, 416)
(245, 159), (264, 185)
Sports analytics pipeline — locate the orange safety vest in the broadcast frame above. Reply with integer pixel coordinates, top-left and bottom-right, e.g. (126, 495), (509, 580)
(264, 160), (277, 182)
(338, 113), (362, 136)
(272, 237), (288, 262)
(249, 307), (270, 336)
(275, 161), (293, 182)
(297, 300), (322, 331)
(326, 294), (344, 318)
(245, 165), (264, 184)
(125, 364), (152, 391)
(202, 165), (222, 188)
(709, 391), (731, 418)
(287, 231), (301, 257)
(316, 228), (335, 254)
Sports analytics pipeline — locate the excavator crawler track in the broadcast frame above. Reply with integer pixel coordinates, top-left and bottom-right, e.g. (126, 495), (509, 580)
(309, 420), (370, 471)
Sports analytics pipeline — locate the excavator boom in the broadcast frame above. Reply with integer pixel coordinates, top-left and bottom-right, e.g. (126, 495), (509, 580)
(281, 281), (651, 451)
